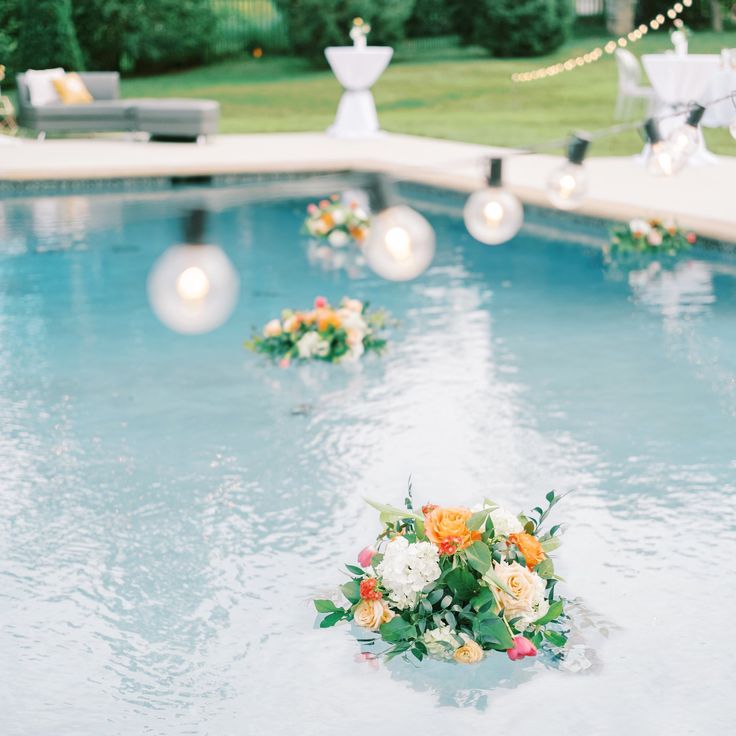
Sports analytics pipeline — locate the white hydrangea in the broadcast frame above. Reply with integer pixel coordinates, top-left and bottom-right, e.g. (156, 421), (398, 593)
(327, 229), (349, 247)
(423, 625), (461, 660)
(376, 536), (441, 609)
(296, 332), (329, 358)
(489, 506), (523, 537)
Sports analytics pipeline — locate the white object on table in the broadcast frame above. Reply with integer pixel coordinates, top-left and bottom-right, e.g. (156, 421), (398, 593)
(325, 46), (393, 139)
(670, 31), (688, 56)
(642, 54), (724, 165)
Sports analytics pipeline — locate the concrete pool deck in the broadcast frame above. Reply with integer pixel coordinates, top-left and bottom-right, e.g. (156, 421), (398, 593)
(1, 132), (734, 242)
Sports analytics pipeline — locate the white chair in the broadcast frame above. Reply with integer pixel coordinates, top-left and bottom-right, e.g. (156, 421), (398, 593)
(614, 49), (658, 120)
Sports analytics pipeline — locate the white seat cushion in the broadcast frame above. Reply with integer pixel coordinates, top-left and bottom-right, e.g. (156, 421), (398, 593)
(25, 68), (66, 106)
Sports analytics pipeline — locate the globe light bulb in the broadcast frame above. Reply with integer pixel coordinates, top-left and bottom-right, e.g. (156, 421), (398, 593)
(667, 104), (705, 161)
(546, 134), (590, 210)
(644, 118), (687, 177)
(176, 266), (210, 301)
(463, 158), (523, 245)
(384, 225), (413, 261)
(147, 210), (239, 334)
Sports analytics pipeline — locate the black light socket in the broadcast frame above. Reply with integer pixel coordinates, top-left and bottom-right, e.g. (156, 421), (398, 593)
(567, 134), (590, 165)
(686, 103), (706, 128)
(643, 118), (663, 145)
(183, 208), (208, 244)
(369, 172), (395, 212)
(486, 157), (504, 187)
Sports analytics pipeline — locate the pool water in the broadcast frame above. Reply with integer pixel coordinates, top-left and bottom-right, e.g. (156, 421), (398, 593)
(1, 181), (735, 735)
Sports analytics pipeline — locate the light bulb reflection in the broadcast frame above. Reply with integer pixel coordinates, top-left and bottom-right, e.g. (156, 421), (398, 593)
(148, 244), (239, 334)
(176, 266), (210, 301)
(730, 119), (736, 140)
(363, 205), (435, 281)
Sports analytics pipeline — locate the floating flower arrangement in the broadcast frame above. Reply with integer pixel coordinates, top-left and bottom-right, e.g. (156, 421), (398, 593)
(303, 195), (370, 248)
(607, 218), (695, 257)
(245, 296), (390, 366)
(314, 488), (568, 664)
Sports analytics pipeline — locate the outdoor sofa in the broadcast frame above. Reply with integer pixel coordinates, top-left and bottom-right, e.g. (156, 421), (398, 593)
(16, 71), (219, 142)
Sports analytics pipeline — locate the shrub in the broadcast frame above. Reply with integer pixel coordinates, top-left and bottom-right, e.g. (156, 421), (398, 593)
(16, 0), (84, 72)
(275, 0), (414, 66)
(0, 0), (21, 82)
(407, 0), (456, 38)
(476, 0), (574, 58)
(73, 0), (216, 74)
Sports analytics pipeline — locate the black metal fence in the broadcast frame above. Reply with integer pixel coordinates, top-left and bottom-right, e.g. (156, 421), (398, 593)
(209, 0), (290, 57)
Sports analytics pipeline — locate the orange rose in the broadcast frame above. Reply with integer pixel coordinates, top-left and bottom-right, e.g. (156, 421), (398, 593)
(320, 213), (335, 229)
(424, 506), (481, 555)
(316, 309), (341, 332)
(508, 532), (546, 570)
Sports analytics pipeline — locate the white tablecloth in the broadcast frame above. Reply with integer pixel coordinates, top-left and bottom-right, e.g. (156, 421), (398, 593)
(642, 53), (736, 127)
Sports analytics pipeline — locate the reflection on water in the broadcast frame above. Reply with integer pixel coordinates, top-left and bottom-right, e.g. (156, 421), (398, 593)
(0, 187), (735, 735)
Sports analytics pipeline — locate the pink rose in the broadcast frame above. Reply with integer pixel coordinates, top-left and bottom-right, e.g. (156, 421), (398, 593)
(278, 357), (291, 369)
(357, 545), (377, 567)
(647, 229), (663, 247)
(686, 232), (697, 244)
(507, 635), (537, 661)
(314, 296), (327, 309)
(307, 203), (318, 214)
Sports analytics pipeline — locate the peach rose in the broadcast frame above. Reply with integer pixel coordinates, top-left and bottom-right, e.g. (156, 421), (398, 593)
(263, 319), (282, 338)
(316, 310), (341, 332)
(493, 561), (549, 630)
(508, 532), (546, 570)
(353, 599), (394, 631)
(453, 637), (484, 664)
(424, 506), (481, 555)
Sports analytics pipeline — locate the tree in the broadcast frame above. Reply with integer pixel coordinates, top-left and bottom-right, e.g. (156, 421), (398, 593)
(16, 0), (84, 71)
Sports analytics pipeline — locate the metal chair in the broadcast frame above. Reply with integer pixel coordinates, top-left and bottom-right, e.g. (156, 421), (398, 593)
(614, 49), (658, 120)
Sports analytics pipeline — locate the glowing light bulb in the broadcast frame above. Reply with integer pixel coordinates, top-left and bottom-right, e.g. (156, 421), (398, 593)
(384, 226), (412, 261)
(644, 118), (687, 177)
(546, 135), (590, 210)
(176, 266), (210, 301)
(363, 204), (435, 281)
(463, 159), (524, 245)
(148, 244), (239, 334)
(668, 105), (705, 162)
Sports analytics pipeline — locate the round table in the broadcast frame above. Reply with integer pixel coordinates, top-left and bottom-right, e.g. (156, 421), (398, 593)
(642, 53), (736, 165)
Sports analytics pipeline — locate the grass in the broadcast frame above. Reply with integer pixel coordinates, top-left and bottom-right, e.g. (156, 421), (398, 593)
(108, 31), (736, 156)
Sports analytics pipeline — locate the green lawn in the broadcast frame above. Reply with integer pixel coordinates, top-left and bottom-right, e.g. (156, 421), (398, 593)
(119, 31), (732, 156)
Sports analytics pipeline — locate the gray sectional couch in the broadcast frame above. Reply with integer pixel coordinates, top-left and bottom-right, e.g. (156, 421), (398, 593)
(16, 72), (219, 142)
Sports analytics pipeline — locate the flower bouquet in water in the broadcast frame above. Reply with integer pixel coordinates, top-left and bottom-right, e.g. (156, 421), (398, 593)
(314, 487), (568, 664)
(245, 296), (390, 366)
(304, 195), (370, 248)
(606, 218), (695, 260)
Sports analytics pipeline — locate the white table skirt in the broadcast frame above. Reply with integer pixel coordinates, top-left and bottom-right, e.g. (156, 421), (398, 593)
(642, 53), (735, 127)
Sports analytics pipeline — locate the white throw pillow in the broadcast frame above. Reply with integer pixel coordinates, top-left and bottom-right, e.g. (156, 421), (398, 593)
(25, 68), (66, 106)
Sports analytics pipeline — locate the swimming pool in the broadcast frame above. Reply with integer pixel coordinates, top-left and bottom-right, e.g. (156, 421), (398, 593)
(1, 178), (734, 735)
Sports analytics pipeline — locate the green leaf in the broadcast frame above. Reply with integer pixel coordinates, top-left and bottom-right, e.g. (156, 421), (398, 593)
(314, 599), (338, 613)
(445, 568), (479, 601)
(467, 509), (490, 531)
(534, 599), (564, 626)
(427, 588), (445, 605)
(415, 518), (426, 539)
(319, 611), (344, 628)
(363, 498), (423, 522)
(445, 611), (457, 629)
(340, 580), (361, 605)
(471, 587), (495, 612)
(473, 614), (514, 650)
(465, 541), (492, 574)
(543, 629), (568, 647)
(535, 558), (555, 579)
(345, 564), (366, 576)
(370, 553), (383, 569)
(541, 537), (561, 553)
(546, 491), (556, 503)
(379, 617), (416, 643)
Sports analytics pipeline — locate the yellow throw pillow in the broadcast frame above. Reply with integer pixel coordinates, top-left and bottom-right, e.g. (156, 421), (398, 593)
(52, 73), (93, 105)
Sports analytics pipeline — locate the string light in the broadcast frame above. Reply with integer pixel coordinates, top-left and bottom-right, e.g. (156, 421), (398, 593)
(463, 158), (523, 245)
(362, 175), (436, 281)
(668, 103), (706, 159)
(511, 0), (693, 83)
(643, 118), (686, 176)
(546, 134), (591, 210)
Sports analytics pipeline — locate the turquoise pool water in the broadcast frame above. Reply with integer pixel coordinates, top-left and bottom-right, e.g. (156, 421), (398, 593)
(1, 180), (735, 735)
